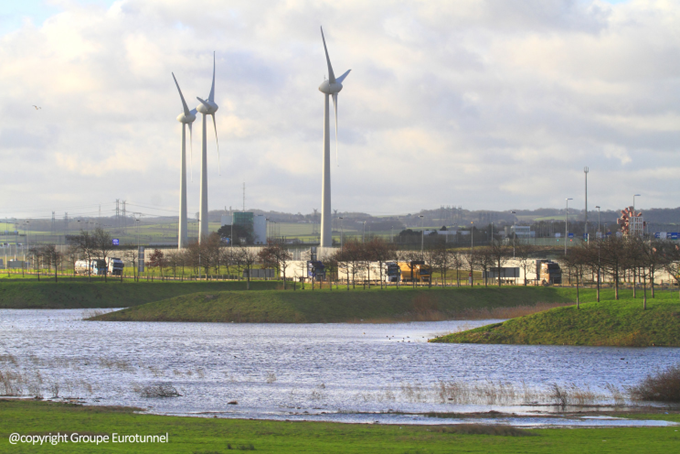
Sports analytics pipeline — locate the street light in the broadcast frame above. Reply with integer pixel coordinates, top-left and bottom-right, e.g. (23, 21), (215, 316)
(338, 217), (344, 251)
(565, 198), (573, 255)
(584, 167), (589, 241)
(595, 206), (601, 238)
(470, 221), (474, 250)
(511, 211), (516, 258)
(419, 215), (424, 254)
(23, 220), (30, 266)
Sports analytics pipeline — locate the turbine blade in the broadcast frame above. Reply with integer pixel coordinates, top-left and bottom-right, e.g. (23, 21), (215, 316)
(208, 51), (216, 103)
(172, 72), (191, 117)
(197, 97), (210, 108)
(320, 26), (336, 83)
(188, 122), (193, 182)
(336, 69), (351, 84)
(211, 113), (220, 175)
(332, 92), (338, 167)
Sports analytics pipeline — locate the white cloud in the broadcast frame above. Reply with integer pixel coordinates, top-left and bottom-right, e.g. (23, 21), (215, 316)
(0, 0), (678, 219)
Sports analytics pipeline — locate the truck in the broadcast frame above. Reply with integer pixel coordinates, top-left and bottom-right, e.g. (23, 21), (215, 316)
(536, 260), (562, 285)
(338, 261), (397, 283)
(106, 257), (125, 276)
(384, 262), (402, 283)
(287, 260), (326, 281)
(492, 259), (562, 285)
(75, 259), (107, 276)
(398, 261), (432, 283)
(74, 258), (125, 276)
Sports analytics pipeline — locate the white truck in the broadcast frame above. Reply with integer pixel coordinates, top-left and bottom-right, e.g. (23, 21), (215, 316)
(106, 257), (125, 276)
(287, 260), (326, 281)
(74, 258), (124, 276)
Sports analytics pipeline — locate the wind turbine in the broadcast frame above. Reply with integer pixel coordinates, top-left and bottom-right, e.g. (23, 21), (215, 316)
(172, 73), (196, 249)
(318, 26), (351, 248)
(195, 52), (220, 243)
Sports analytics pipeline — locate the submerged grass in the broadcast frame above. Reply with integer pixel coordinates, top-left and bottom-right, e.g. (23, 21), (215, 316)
(90, 286), (578, 323)
(431, 291), (680, 347)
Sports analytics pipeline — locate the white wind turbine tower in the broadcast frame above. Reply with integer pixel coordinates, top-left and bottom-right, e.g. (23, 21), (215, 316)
(318, 27), (351, 248)
(172, 73), (196, 249)
(195, 52), (220, 243)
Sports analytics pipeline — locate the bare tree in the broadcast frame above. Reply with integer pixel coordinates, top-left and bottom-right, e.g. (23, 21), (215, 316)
(600, 236), (626, 300)
(563, 245), (588, 309)
(123, 249), (138, 281)
(426, 239), (451, 287)
(476, 247), (495, 287)
(515, 243), (537, 286)
(401, 250), (424, 288)
(92, 227), (114, 282)
(235, 246), (259, 290)
(335, 240), (366, 288)
(364, 238), (395, 289)
(488, 239), (510, 287)
(462, 249), (481, 286)
(66, 230), (96, 280)
(660, 242), (680, 299)
(449, 248), (463, 287)
(258, 242), (293, 289)
(42, 245), (62, 282)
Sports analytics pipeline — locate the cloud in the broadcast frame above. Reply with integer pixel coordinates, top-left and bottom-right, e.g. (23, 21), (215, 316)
(0, 0), (678, 220)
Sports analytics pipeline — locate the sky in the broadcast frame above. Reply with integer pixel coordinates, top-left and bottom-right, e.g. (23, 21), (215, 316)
(0, 0), (678, 221)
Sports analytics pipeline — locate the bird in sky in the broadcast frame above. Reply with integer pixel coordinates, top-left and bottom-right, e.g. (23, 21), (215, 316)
(32, 105), (41, 110)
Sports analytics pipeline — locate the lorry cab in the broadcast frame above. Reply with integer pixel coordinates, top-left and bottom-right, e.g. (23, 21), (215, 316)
(384, 262), (401, 282)
(307, 261), (325, 280)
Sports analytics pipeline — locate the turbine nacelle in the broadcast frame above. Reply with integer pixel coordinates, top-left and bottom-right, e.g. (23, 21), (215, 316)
(176, 109), (197, 124)
(196, 97), (218, 115)
(318, 80), (343, 94)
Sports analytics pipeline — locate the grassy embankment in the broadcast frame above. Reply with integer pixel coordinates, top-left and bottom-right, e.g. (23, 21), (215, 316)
(431, 289), (680, 347)
(92, 286), (579, 323)
(1, 400), (679, 453)
(0, 281), (280, 309)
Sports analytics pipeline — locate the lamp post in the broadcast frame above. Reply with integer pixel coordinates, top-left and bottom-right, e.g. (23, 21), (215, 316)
(338, 217), (344, 252)
(511, 211), (516, 258)
(23, 221), (30, 266)
(595, 206), (601, 238)
(565, 197), (573, 255)
(470, 221), (474, 250)
(584, 167), (589, 241)
(419, 215), (424, 254)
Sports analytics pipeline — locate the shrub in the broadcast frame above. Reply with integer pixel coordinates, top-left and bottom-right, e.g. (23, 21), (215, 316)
(631, 365), (680, 403)
(137, 383), (181, 398)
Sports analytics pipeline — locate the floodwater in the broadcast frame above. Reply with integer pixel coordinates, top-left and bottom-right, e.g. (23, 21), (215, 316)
(1, 309), (678, 427)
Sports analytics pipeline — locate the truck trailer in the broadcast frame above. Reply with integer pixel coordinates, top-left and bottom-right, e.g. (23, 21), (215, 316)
(75, 258), (125, 276)
(287, 260), (326, 281)
(337, 261), (398, 283)
(398, 261), (432, 283)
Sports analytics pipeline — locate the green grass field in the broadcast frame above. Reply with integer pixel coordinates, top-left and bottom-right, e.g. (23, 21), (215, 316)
(0, 400), (679, 453)
(0, 280), (281, 309)
(92, 286), (580, 323)
(431, 289), (680, 347)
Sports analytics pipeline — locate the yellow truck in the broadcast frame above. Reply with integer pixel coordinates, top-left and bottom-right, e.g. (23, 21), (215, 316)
(398, 261), (432, 283)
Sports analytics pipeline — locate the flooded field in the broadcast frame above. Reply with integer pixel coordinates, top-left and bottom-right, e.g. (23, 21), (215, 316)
(1, 309), (678, 427)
